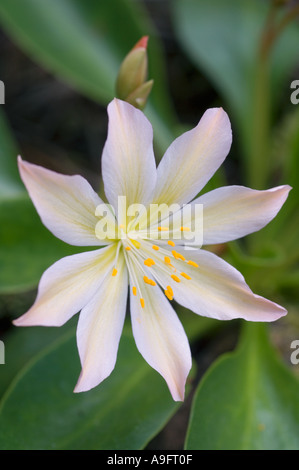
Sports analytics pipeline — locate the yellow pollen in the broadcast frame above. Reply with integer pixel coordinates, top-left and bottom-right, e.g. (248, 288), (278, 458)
(119, 224), (125, 229)
(180, 226), (191, 231)
(152, 245), (159, 251)
(164, 256), (171, 264)
(172, 250), (186, 261)
(187, 260), (199, 268)
(166, 285), (173, 296)
(112, 268), (118, 277)
(140, 298), (145, 308)
(171, 274), (181, 283)
(164, 289), (173, 301)
(158, 226), (169, 231)
(144, 258), (155, 267)
(132, 286), (137, 296)
(181, 272), (191, 280)
(131, 239), (141, 249)
(143, 275), (156, 286)
(125, 246), (131, 251)
(168, 240), (175, 247)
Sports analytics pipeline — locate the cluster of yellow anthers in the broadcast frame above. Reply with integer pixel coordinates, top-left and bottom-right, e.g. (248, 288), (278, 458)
(111, 225), (199, 309)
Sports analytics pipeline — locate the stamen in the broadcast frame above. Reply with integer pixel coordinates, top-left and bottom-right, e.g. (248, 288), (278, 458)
(164, 256), (171, 264)
(180, 226), (191, 231)
(144, 258), (155, 267)
(158, 226), (169, 231)
(140, 298), (145, 308)
(119, 224), (125, 229)
(172, 250), (185, 261)
(181, 272), (191, 280)
(164, 289), (173, 301)
(168, 240), (175, 247)
(171, 274), (181, 283)
(132, 286), (137, 296)
(152, 245), (159, 251)
(112, 268), (118, 277)
(125, 246), (131, 251)
(167, 285), (173, 297)
(187, 260), (199, 268)
(143, 275), (156, 286)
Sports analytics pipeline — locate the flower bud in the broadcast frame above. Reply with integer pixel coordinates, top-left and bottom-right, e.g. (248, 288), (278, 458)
(116, 36), (153, 110)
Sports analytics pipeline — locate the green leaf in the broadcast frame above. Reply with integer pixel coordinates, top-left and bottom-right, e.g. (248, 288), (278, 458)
(0, 319), (77, 398)
(0, 0), (178, 153)
(0, 197), (80, 294)
(185, 323), (299, 450)
(0, 329), (186, 450)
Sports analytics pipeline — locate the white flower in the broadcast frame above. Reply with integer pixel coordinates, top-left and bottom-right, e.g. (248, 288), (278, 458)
(14, 99), (290, 401)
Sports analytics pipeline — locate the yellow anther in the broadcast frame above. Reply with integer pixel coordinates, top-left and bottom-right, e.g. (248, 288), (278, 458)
(143, 275), (156, 286)
(119, 224), (125, 229)
(132, 286), (137, 296)
(144, 258), (155, 267)
(140, 298), (145, 308)
(152, 245), (159, 251)
(166, 285), (173, 296)
(168, 240), (175, 247)
(112, 268), (118, 277)
(131, 239), (141, 249)
(164, 289), (173, 301)
(180, 226), (191, 231)
(125, 246), (131, 251)
(172, 250), (186, 261)
(158, 226), (169, 231)
(164, 256), (171, 264)
(171, 274), (181, 283)
(187, 260), (199, 268)
(181, 272), (191, 280)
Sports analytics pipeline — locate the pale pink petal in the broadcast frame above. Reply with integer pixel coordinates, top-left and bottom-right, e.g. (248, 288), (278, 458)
(151, 108), (232, 208)
(196, 184), (291, 245)
(102, 99), (157, 220)
(13, 245), (117, 327)
(152, 247), (287, 322)
(18, 156), (115, 246)
(129, 272), (192, 401)
(74, 252), (128, 392)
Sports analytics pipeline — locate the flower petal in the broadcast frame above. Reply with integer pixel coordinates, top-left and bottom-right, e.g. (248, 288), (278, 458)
(102, 99), (157, 221)
(74, 251), (128, 393)
(18, 156), (115, 246)
(195, 184), (291, 245)
(129, 270), (192, 401)
(152, 247), (287, 322)
(151, 108), (232, 208)
(13, 245), (117, 327)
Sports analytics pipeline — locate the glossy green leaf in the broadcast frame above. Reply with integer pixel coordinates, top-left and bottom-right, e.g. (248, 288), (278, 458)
(0, 0), (178, 153)
(185, 323), (299, 450)
(0, 319), (77, 398)
(0, 197), (81, 294)
(0, 329), (186, 450)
